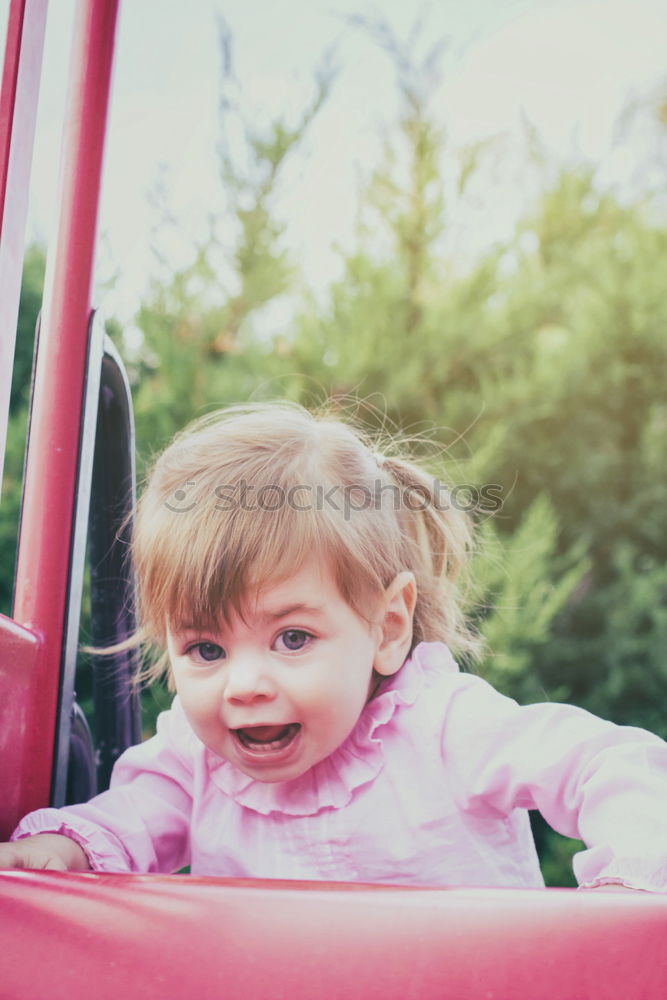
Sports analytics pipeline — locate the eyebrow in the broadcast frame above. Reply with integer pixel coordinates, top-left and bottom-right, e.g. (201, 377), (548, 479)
(172, 603), (327, 634)
(262, 603), (327, 621)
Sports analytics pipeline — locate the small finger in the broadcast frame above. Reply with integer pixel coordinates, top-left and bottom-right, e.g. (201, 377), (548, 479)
(42, 856), (68, 871)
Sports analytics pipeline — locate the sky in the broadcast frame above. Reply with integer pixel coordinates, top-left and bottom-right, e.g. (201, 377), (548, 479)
(3, 0), (666, 328)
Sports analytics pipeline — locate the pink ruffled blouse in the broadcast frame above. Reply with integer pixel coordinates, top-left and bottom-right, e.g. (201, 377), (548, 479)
(13, 642), (667, 890)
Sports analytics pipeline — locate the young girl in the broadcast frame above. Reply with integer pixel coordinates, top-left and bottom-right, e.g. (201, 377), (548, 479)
(2, 402), (667, 890)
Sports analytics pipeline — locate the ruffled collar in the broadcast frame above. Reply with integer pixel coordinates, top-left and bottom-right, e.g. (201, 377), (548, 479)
(205, 641), (455, 816)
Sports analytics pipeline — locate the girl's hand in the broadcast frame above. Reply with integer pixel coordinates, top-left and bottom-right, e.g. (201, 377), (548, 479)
(0, 834), (91, 872)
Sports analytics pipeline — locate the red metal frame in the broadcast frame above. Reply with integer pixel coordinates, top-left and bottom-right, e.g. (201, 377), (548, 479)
(0, 0), (119, 837)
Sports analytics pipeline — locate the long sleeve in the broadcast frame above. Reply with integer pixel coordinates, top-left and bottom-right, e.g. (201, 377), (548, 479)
(439, 672), (667, 891)
(12, 701), (194, 873)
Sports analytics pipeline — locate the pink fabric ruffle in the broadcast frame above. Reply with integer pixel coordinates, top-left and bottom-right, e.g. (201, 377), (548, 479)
(12, 810), (131, 871)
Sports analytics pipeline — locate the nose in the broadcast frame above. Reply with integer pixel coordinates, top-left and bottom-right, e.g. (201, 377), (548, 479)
(223, 654), (277, 706)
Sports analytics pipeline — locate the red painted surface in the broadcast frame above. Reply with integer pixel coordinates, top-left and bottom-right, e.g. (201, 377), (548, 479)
(10, 0), (119, 823)
(0, 615), (41, 840)
(0, 0), (47, 485)
(0, 874), (665, 999)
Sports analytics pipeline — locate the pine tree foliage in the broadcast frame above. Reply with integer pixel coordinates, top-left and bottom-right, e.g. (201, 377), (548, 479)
(0, 245), (45, 615)
(473, 495), (591, 701)
(130, 28), (334, 454)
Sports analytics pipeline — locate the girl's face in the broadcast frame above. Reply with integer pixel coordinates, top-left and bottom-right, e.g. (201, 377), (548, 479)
(167, 559), (413, 783)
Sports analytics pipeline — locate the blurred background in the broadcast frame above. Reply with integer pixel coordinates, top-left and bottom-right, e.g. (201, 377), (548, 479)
(1, 0), (666, 884)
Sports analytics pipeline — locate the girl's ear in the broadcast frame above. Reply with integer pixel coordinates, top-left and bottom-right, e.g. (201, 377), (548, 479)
(373, 571), (417, 677)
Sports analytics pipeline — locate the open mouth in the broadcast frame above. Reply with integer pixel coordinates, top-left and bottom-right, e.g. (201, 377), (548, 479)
(234, 723), (301, 753)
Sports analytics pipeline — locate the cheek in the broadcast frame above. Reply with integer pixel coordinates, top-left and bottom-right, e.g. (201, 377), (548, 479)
(315, 670), (370, 722)
(173, 672), (218, 720)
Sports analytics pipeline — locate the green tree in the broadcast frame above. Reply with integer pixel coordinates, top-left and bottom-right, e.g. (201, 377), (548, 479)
(0, 245), (45, 615)
(459, 169), (667, 737)
(131, 33), (334, 453)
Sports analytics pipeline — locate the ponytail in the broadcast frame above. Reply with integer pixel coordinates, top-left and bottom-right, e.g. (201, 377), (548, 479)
(379, 455), (481, 662)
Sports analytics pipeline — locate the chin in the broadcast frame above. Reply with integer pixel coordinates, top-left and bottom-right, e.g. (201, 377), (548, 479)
(239, 761), (309, 783)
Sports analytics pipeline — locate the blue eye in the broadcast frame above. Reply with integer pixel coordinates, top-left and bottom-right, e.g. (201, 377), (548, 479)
(190, 642), (224, 663)
(277, 629), (311, 652)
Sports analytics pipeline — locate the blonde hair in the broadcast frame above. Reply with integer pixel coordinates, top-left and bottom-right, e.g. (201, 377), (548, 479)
(132, 401), (480, 685)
